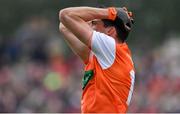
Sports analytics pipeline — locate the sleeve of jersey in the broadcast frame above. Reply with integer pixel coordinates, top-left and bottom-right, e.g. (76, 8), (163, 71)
(91, 31), (116, 69)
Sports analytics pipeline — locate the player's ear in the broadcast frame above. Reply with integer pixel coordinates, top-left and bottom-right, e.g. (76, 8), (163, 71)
(106, 27), (116, 36)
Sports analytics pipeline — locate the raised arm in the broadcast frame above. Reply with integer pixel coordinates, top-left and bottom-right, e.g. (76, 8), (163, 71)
(59, 23), (90, 63)
(59, 7), (111, 46)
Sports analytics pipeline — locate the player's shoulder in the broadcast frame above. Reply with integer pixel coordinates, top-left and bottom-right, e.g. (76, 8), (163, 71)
(92, 30), (114, 40)
(115, 42), (132, 58)
(116, 42), (130, 51)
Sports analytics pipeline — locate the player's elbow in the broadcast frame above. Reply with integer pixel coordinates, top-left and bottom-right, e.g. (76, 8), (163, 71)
(59, 23), (66, 33)
(59, 8), (74, 22)
(59, 9), (66, 22)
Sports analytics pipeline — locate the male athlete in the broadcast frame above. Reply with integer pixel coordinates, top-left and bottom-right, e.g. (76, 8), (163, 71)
(59, 6), (135, 113)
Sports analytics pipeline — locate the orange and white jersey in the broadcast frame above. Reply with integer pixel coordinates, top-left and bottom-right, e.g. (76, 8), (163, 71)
(81, 31), (135, 113)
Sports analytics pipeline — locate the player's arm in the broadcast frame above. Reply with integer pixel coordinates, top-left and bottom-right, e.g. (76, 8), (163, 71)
(59, 22), (90, 63)
(59, 7), (112, 46)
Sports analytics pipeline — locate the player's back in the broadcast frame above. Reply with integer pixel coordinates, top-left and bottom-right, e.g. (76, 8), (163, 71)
(81, 33), (135, 113)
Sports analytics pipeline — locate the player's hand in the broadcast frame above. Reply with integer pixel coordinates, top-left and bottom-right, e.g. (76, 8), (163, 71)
(108, 7), (134, 31)
(116, 7), (134, 31)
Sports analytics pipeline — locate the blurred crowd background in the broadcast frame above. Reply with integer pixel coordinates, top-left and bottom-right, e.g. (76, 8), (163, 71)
(0, 0), (180, 113)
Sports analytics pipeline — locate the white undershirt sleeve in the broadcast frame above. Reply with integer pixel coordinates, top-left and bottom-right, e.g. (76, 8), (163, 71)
(91, 31), (116, 69)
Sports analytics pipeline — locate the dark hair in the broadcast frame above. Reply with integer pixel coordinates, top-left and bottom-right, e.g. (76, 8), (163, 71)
(98, 5), (134, 42)
(102, 19), (130, 42)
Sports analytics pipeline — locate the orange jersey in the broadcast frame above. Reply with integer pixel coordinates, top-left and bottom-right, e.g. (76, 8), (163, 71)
(81, 31), (135, 113)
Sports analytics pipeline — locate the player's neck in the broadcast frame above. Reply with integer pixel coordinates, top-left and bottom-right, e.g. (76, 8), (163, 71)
(115, 37), (123, 44)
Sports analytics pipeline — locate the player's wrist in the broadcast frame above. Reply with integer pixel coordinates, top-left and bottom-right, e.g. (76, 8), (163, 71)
(107, 7), (117, 21)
